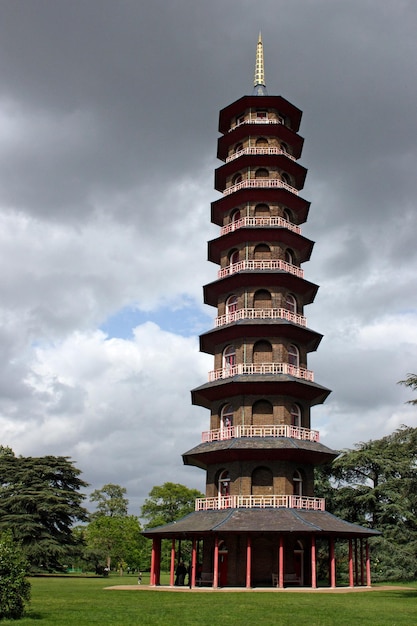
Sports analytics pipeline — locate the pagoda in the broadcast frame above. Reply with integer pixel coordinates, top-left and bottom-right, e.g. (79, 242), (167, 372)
(143, 35), (379, 589)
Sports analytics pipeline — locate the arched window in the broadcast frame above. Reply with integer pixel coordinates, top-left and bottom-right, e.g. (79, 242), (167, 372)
(293, 470), (303, 496)
(231, 209), (241, 223)
(253, 289), (272, 309)
(281, 142), (289, 153)
(281, 172), (291, 185)
(252, 466), (273, 495)
(226, 295), (238, 317)
(218, 470), (230, 496)
(223, 345), (236, 371)
(288, 344), (300, 367)
(255, 137), (268, 147)
(255, 168), (269, 179)
(232, 173), (243, 185)
(291, 404), (302, 428)
(234, 142), (243, 154)
(285, 248), (295, 265)
(254, 243), (271, 260)
(221, 404), (234, 429)
(254, 204), (270, 220)
(229, 249), (239, 265)
(283, 208), (292, 222)
(285, 293), (297, 313)
(253, 340), (273, 364)
(252, 400), (273, 426)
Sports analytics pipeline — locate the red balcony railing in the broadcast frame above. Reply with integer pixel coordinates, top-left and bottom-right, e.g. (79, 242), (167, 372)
(215, 307), (306, 328)
(229, 117), (284, 132)
(220, 215), (301, 236)
(201, 424), (319, 443)
(208, 362), (314, 383)
(226, 146), (296, 163)
(217, 259), (304, 280)
(195, 494), (325, 512)
(223, 178), (299, 196)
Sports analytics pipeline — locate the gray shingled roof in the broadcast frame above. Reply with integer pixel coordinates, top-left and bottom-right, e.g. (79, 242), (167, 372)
(142, 508), (380, 538)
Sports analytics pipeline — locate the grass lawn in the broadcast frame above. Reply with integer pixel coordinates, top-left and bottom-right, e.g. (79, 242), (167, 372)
(2, 575), (417, 626)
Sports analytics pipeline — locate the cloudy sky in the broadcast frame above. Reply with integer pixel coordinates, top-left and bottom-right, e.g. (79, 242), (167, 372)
(0, 0), (416, 514)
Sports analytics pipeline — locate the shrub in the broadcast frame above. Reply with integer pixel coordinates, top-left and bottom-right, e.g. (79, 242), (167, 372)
(0, 532), (31, 619)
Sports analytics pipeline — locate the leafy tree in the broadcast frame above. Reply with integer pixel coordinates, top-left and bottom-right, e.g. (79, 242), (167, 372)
(141, 482), (204, 528)
(398, 373), (417, 405)
(315, 426), (417, 580)
(0, 449), (88, 570)
(85, 515), (144, 573)
(0, 531), (31, 619)
(84, 484), (147, 573)
(141, 482), (204, 571)
(90, 483), (128, 518)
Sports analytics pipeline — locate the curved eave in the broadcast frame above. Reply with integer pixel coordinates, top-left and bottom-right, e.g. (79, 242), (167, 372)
(203, 272), (319, 307)
(191, 375), (331, 409)
(217, 124), (304, 161)
(142, 509), (380, 539)
(199, 320), (322, 354)
(183, 437), (338, 470)
(207, 229), (314, 264)
(218, 95), (303, 135)
(211, 188), (310, 226)
(215, 156), (307, 192)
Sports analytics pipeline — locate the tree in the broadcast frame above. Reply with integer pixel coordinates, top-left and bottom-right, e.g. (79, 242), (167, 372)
(0, 449), (88, 570)
(398, 373), (417, 405)
(84, 484), (147, 573)
(90, 483), (128, 518)
(141, 482), (204, 528)
(0, 531), (31, 619)
(141, 482), (204, 571)
(85, 515), (144, 573)
(315, 426), (417, 580)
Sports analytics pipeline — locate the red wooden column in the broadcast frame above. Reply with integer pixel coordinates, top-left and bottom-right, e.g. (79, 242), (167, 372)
(278, 534), (284, 588)
(365, 540), (371, 587)
(329, 537), (336, 588)
(246, 535), (252, 589)
(354, 539), (359, 585)
(348, 539), (354, 587)
(311, 535), (317, 589)
(213, 535), (219, 588)
(150, 537), (161, 586)
(170, 538), (176, 586)
(150, 538), (157, 586)
(360, 539), (364, 586)
(191, 538), (197, 588)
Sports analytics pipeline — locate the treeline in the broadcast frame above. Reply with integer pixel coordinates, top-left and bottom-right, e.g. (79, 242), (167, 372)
(316, 425), (417, 581)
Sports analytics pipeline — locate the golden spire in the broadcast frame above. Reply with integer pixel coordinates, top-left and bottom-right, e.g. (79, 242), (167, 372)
(253, 32), (268, 95)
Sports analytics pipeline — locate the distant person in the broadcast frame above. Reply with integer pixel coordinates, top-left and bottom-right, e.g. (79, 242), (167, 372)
(175, 561), (187, 586)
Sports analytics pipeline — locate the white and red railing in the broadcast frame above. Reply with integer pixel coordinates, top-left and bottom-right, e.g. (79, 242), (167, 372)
(220, 215), (301, 236)
(208, 362), (314, 383)
(215, 307), (306, 328)
(202, 424), (319, 443)
(223, 179), (299, 196)
(218, 259), (304, 280)
(226, 146), (296, 163)
(195, 494), (325, 512)
(230, 118), (284, 132)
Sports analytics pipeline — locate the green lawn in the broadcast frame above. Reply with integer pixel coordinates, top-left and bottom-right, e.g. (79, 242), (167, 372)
(2, 575), (417, 626)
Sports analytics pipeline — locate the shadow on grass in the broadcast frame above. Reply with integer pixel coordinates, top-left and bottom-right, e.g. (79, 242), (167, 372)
(23, 612), (44, 621)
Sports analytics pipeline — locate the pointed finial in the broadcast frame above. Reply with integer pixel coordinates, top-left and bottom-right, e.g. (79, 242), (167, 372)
(253, 32), (268, 95)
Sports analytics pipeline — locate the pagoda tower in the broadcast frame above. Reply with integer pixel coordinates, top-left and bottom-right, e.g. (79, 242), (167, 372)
(144, 35), (378, 589)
